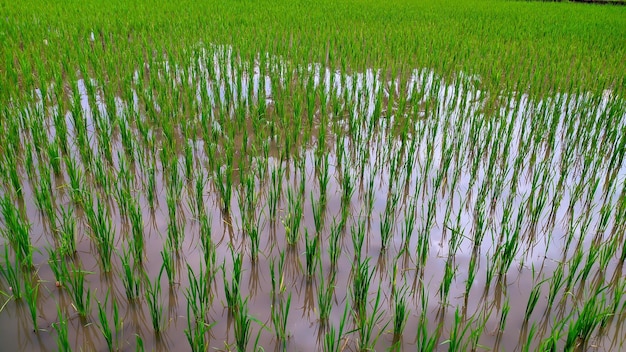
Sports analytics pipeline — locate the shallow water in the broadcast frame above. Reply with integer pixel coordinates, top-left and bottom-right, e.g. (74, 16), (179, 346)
(0, 44), (625, 351)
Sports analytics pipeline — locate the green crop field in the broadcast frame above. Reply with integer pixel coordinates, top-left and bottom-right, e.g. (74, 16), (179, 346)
(0, 0), (625, 351)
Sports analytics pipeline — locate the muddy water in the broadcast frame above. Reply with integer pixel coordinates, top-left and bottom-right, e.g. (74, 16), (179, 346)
(1, 44), (625, 351)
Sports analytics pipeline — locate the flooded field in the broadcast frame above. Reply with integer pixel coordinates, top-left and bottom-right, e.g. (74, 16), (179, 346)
(0, 41), (625, 352)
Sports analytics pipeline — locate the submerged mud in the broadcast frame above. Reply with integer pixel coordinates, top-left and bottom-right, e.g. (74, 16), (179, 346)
(0, 44), (625, 351)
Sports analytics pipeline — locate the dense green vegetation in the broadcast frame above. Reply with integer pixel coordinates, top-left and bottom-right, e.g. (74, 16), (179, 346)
(1, 0), (625, 101)
(0, 0), (625, 351)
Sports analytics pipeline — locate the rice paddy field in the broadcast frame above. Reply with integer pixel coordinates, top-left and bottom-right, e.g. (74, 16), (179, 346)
(1, 0), (626, 351)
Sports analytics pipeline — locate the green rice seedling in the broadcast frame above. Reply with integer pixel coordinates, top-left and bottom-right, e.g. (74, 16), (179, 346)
(443, 308), (474, 352)
(351, 219), (366, 261)
(0, 195), (34, 268)
(439, 259), (456, 303)
(269, 256), (278, 299)
(521, 322), (538, 352)
(171, 162), (185, 209)
(33, 167), (56, 223)
(607, 280), (626, 327)
(145, 166), (156, 210)
(499, 298), (510, 333)
(328, 218), (342, 269)
(471, 198), (487, 252)
(340, 165), (354, 225)
(67, 263), (91, 319)
(238, 167), (258, 219)
(64, 155), (84, 204)
(392, 287), (409, 338)
(114, 175), (132, 221)
(244, 216), (262, 262)
(304, 229), (320, 278)
(271, 292), (291, 348)
(194, 170), (207, 217)
(536, 318), (567, 352)
(185, 298), (212, 352)
(598, 291), (617, 330)
(283, 187), (303, 246)
(93, 157), (113, 193)
(4, 150), (22, 198)
(416, 199), (434, 267)
(118, 118), (136, 162)
(547, 263), (565, 311)
(317, 266), (335, 323)
(0, 246), (22, 299)
(298, 157), (307, 196)
(144, 271), (164, 333)
(214, 162), (233, 213)
(23, 276), (39, 331)
(96, 122), (114, 166)
(52, 305), (71, 352)
(111, 296), (121, 347)
(233, 298), (252, 352)
(597, 233), (618, 274)
(199, 215), (218, 276)
(119, 246), (141, 301)
(579, 244), (600, 283)
(128, 198), (144, 264)
(52, 111), (69, 156)
(185, 262), (214, 325)
(269, 165), (285, 220)
(23, 143), (35, 185)
(564, 292), (610, 351)
(97, 293), (114, 351)
(496, 209), (523, 280)
(484, 252), (497, 290)
(255, 145), (268, 185)
(323, 303), (349, 352)
(85, 200), (115, 273)
(401, 198), (417, 250)
(379, 192), (398, 250)
(355, 285), (388, 351)
(565, 249), (584, 295)
(135, 335), (144, 352)
(57, 207), (77, 257)
(318, 155), (330, 207)
(166, 187), (184, 250)
(270, 250), (287, 298)
(311, 192), (324, 236)
(523, 281), (543, 324)
(160, 239), (176, 286)
(469, 309), (490, 351)
(416, 286), (440, 352)
(184, 141), (194, 181)
(351, 257), (373, 318)
(46, 246), (68, 288)
(223, 250), (243, 312)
